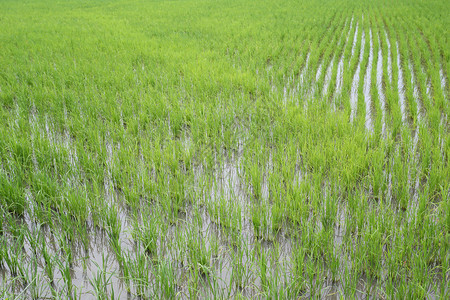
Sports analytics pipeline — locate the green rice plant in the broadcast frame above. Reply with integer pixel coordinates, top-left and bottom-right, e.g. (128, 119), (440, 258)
(361, 221), (383, 279)
(321, 191), (337, 231)
(291, 243), (307, 296)
(133, 213), (159, 257)
(105, 205), (121, 243)
(123, 184), (140, 211)
(57, 257), (73, 299)
(127, 250), (151, 298)
(89, 254), (116, 300)
(154, 259), (177, 299)
(210, 195), (242, 239)
(271, 201), (284, 235)
(369, 146), (387, 200)
(185, 227), (211, 277)
(251, 203), (269, 240)
(63, 188), (88, 225)
(166, 171), (186, 222)
(30, 171), (61, 220)
(245, 160), (263, 201)
(4, 238), (27, 281)
(327, 248), (340, 283)
(392, 148), (409, 211)
(41, 241), (55, 285)
(441, 185), (450, 234)
(255, 243), (268, 291)
(230, 238), (248, 290)
(0, 171), (26, 216)
(0, 0), (448, 297)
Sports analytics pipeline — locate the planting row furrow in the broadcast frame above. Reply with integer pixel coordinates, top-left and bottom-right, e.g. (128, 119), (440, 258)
(376, 33), (387, 136)
(363, 29), (374, 132)
(396, 41), (408, 125)
(350, 29), (365, 123)
(385, 31), (393, 84)
(334, 18), (355, 101)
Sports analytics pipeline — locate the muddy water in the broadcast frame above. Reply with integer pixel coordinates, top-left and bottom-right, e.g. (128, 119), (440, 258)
(385, 31), (393, 84)
(335, 58), (344, 99)
(283, 74), (299, 106)
(1, 151), (444, 299)
(396, 41), (407, 124)
(350, 30), (365, 123)
(350, 24), (359, 59)
(322, 58), (334, 97)
(334, 20), (354, 99)
(0, 135), (381, 299)
(0, 220), (126, 299)
(299, 53), (311, 90)
(439, 68), (447, 101)
(408, 59), (424, 122)
(299, 53), (311, 110)
(363, 29), (374, 132)
(308, 62), (323, 98)
(376, 34), (387, 136)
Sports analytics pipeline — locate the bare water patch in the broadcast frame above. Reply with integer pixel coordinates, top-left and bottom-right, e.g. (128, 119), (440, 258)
(350, 30), (365, 123)
(439, 68), (447, 101)
(376, 34), (387, 135)
(396, 41), (408, 124)
(350, 24), (359, 59)
(363, 29), (374, 132)
(335, 22), (354, 99)
(408, 59), (424, 122)
(299, 53), (311, 110)
(322, 57), (335, 97)
(335, 57), (345, 100)
(308, 62), (323, 99)
(385, 31), (393, 84)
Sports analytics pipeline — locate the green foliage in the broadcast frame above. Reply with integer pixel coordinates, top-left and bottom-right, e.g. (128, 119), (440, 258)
(0, 0), (448, 298)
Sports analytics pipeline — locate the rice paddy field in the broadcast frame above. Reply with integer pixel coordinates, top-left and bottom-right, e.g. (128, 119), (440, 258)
(0, 0), (449, 298)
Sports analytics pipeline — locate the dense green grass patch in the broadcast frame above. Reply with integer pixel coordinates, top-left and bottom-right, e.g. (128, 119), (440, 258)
(0, 0), (448, 298)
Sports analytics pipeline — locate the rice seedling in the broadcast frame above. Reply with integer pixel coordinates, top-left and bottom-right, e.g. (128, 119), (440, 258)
(0, 0), (448, 298)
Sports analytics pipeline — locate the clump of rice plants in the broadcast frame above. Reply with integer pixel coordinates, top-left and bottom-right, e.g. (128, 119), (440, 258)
(0, 0), (448, 298)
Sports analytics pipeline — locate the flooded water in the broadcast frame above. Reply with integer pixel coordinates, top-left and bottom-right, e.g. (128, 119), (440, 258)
(1, 10), (447, 299)
(376, 34), (387, 135)
(408, 59), (423, 122)
(439, 68), (447, 101)
(322, 57), (334, 97)
(363, 29), (374, 132)
(334, 19), (354, 99)
(396, 41), (407, 124)
(350, 30), (365, 123)
(350, 24), (359, 60)
(385, 31), (393, 84)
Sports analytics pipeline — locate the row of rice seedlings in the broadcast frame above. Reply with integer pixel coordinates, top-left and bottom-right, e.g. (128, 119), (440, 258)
(1, 99), (448, 298)
(333, 16), (358, 108)
(303, 11), (348, 102)
(318, 17), (354, 102)
(1, 0), (448, 298)
(308, 17), (349, 101)
(325, 17), (355, 105)
(368, 19), (384, 137)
